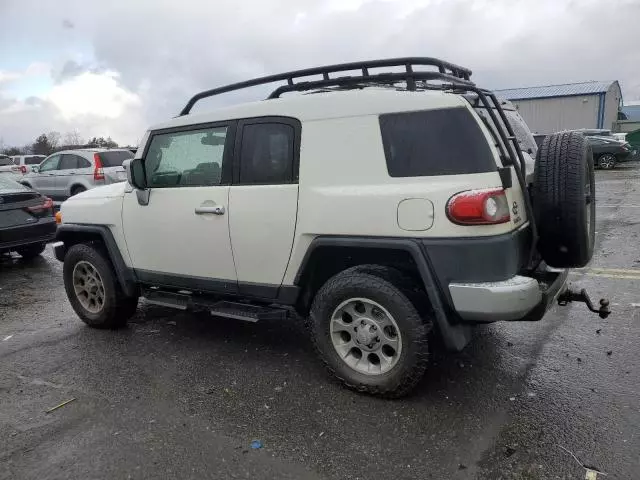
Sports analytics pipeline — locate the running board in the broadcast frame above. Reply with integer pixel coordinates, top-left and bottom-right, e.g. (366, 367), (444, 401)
(142, 289), (287, 322)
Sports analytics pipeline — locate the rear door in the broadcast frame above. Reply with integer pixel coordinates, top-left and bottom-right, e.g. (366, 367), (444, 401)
(56, 154), (81, 198)
(228, 118), (300, 295)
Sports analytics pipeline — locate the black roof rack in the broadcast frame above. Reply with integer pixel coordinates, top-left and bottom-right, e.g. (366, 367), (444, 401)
(179, 57), (474, 116)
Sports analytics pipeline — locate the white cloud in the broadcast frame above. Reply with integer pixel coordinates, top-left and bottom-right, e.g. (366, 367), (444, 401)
(46, 71), (141, 120)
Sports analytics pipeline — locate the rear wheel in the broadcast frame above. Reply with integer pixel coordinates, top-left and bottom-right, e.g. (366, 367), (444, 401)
(597, 154), (616, 170)
(63, 243), (138, 328)
(16, 242), (46, 260)
(309, 266), (432, 398)
(70, 186), (86, 196)
(533, 131), (595, 268)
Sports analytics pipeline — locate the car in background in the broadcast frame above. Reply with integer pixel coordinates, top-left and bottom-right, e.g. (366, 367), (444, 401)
(10, 154), (46, 174)
(0, 175), (56, 260)
(587, 136), (632, 169)
(20, 149), (134, 200)
(0, 154), (23, 178)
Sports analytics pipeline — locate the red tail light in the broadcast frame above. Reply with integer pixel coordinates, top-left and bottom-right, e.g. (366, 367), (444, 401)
(93, 153), (105, 180)
(447, 188), (510, 225)
(20, 165), (27, 174)
(26, 197), (54, 217)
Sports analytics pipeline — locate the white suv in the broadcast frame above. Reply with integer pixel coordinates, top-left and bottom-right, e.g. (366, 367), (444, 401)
(53, 58), (609, 397)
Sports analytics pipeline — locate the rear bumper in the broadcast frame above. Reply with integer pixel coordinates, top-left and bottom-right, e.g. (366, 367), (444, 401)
(449, 269), (568, 322)
(0, 217), (56, 250)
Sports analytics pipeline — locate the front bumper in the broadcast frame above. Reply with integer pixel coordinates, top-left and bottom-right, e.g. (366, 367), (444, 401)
(0, 217), (57, 251)
(449, 269), (568, 322)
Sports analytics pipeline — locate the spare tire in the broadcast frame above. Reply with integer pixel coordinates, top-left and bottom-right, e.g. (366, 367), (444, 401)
(533, 131), (595, 268)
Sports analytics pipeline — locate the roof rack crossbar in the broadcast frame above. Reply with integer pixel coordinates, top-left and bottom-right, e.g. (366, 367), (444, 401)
(266, 71), (474, 99)
(179, 57), (473, 115)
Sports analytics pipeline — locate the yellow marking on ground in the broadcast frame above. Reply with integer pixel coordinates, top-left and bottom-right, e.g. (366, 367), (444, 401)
(577, 267), (640, 275)
(570, 271), (640, 280)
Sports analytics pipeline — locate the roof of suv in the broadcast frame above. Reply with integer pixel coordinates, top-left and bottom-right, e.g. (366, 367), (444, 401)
(151, 89), (468, 131)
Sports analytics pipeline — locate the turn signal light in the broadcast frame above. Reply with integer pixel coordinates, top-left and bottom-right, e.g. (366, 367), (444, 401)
(447, 188), (510, 225)
(55, 211), (63, 224)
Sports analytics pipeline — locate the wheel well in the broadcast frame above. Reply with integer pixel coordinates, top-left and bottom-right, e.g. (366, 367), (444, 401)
(70, 184), (87, 194)
(57, 231), (105, 250)
(295, 246), (422, 315)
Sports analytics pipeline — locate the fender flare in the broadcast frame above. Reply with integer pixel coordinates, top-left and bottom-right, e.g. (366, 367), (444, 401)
(56, 224), (138, 297)
(295, 236), (471, 351)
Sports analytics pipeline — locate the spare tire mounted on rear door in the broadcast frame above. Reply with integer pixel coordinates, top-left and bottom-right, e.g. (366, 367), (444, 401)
(532, 131), (595, 268)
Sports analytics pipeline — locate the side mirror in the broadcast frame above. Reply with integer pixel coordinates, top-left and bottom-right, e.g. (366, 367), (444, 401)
(124, 158), (147, 190)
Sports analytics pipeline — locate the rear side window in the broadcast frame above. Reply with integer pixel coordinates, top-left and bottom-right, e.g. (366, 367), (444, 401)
(379, 108), (496, 177)
(0, 157), (12, 166)
(26, 156), (43, 165)
(98, 150), (134, 167)
(238, 123), (295, 184)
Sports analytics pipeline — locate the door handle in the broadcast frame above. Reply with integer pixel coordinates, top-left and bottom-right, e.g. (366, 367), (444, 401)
(195, 205), (225, 215)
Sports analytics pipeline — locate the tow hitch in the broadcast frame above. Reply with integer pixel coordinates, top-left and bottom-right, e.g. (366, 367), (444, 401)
(557, 288), (611, 319)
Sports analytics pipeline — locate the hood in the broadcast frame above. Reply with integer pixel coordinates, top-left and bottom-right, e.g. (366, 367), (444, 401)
(69, 181), (127, 201)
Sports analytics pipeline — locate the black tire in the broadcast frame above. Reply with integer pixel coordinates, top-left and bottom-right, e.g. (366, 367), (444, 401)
(16, 242), (46, 260)
(533, 131), (595, 268)
(70, 186), (86, 196)
(597, 154), (616, 170)
(309, 265), (432, 398)
(63, 243), (138, 329)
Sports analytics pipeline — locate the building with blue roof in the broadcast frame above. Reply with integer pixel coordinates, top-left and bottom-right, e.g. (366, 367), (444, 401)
(494, 80), (622, 134)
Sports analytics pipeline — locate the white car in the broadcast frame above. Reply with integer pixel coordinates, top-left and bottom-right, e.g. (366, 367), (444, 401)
(52, 58), (609, 397)
(11, 154), (46, 174)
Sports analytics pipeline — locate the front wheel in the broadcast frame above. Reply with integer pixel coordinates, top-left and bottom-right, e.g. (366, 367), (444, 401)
(309, 266), (432, 398)
(63, 243), (138, 328)
(597, 154), (616, 170)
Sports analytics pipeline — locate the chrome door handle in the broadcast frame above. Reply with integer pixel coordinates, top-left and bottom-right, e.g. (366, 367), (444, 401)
(195, 205), (225, 215)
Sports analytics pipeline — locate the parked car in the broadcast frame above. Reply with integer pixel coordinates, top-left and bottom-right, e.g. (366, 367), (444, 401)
(0, 175), (56, 260)
(0, 154), (23, 177)
(20, 149), (133, 200)
(586, 136), (632, 169)
(10, 154), (46, 174)
(53, 57), (606, 397)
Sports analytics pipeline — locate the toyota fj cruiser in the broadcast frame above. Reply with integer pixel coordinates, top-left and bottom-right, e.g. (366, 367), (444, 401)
(53, 58), (609, 397)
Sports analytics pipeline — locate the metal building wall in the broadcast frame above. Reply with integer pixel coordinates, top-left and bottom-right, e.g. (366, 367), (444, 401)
(603, 82), (622, 131)
(510, 95), (599, 134)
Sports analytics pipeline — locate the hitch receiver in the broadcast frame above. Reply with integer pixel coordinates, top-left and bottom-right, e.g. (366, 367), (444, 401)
(557, 288), (611, 319)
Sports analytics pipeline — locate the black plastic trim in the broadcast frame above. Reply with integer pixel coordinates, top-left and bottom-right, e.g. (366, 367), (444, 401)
(498, 166), (512, 188)
(55, 224), (138, 297)
(136, 269), (238, 295)
(294, 236), (473, 351)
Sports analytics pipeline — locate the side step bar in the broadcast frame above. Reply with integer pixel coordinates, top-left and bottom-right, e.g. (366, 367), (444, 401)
(142, 288), (288, 322)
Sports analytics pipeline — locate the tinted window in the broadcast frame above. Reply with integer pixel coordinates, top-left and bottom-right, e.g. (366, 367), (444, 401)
(59, 154), (80, 170)
(78, 157), (91, 168)
(239, 123), (294, 184)
(98, 150), (134, 167)
(379, 108), (496, 177)
(0, 157), (12, 166)
(39, 155), (60, 172)
(26, 156), (44, 165)
(145, 126), (227, 187)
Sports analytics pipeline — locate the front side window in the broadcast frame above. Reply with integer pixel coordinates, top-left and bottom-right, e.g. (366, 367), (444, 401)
(144, 126), (228, 188)
(39, 155), (61, 172)
(379, 108), (497, 177)
(238, 123), (295, 184)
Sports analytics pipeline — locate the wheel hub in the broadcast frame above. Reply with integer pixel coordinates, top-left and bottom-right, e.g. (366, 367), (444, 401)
(354, 318), (379, 351)
(330, 298), (402, 376)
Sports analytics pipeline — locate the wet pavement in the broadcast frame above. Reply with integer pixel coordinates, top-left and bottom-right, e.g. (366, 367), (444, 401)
(1, 164), (639, 480)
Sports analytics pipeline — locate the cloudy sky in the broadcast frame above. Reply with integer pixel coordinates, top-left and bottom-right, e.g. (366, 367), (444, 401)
(1, 0), (639, 148)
